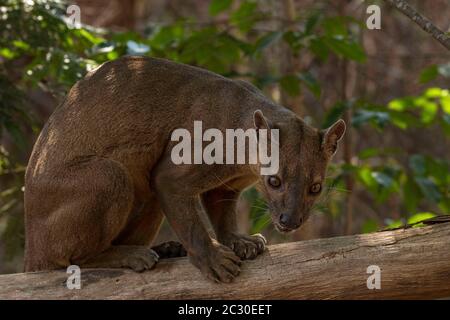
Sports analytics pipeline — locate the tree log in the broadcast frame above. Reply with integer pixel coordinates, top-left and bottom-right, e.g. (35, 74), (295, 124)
(1, 223), (450, 299)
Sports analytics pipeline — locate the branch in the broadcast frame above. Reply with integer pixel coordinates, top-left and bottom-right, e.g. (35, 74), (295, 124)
(1, 223), (450, 299)
(383, 0), (450, 50)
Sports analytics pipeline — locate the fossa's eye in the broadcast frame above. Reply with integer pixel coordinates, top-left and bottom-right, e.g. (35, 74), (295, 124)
(310, 183), (322, 194)
(268, 176), (281, 188)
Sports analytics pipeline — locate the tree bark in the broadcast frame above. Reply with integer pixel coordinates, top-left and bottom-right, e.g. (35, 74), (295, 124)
(1, 223), (450, 299)
(382, 0), (450, 51)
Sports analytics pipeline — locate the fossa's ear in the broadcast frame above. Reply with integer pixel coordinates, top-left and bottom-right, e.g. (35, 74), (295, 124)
(322, 119), (346, 158)
(253, 110), (272, 130)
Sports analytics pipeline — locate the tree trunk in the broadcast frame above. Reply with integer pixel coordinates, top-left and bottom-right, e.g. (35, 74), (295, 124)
(1, 223), (450, 299)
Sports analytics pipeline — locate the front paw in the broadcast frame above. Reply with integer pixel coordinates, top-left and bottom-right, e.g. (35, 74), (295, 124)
(220, 233), (267, 260)
(189, 240), (241, 283)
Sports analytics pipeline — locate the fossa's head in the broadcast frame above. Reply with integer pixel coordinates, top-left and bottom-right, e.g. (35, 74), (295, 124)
(253, 110), (346, 233)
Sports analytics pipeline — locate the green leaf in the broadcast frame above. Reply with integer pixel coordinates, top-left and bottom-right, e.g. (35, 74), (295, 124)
(358, 147), (398, 159)
(230, 1), (258, 32)
(12, 40), (30, 51)
(371, 171), (393, 188)
(150, 24), (185, 49)
(254, 74), (278, 88)
(415, 177), (442, 203)
(388, 110), (417, 129)
(322, 101), (349, 129)
(419, 65), (438, 83)
(357, 167), (377, 190)
(361, 219), (379, 233)
(388, 97), (413, 111)
(107, 51), (119, 60)
(442, 114), (450, 135)
(403, 175), (421, 213)
(385, 219), (403, 229)
(253, 31), (282, 54)
(298, 72), (321, 98)
(419, 101), (438, 124)
(179, 28), (242, 72)
(73, 28), (103, 45)
(209, 0), (233, 16)
(309, 38), (329, 61)
(283, 31), (303, 52)
(324, 36), (366, 62)
(322, 16), (348, 36)
(441, 95), (450, 114)
(304, 11), (321, 35)
(424, 87), (444, 98)
(425, 157), (449, 185)
(409, 154), (426, 176)
(279, 75), (300, 97)
(0, 48), (15, 59)
(352, 110), (390, 128)
(358, 148), (380, 159)
(407, 212), (436, 225)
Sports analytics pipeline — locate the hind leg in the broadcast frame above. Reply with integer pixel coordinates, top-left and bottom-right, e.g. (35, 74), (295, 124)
(113, 200), (187, 258)
(25, 157), (157, 272)
(81, 245), (159, 272)
(113, 198), (164, 246)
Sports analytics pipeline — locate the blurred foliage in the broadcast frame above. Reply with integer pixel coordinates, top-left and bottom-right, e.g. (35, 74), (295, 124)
(0, 0), (449, 265)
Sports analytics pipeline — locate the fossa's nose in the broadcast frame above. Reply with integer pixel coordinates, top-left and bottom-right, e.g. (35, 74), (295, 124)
(279, 214), (302, 229)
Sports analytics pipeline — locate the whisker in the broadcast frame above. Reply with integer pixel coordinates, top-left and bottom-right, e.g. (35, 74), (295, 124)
(251, 206), (269, 211)
(211, 172), (239, 193)
(326, 187), (350, 193)
(257, 217), (272, 228)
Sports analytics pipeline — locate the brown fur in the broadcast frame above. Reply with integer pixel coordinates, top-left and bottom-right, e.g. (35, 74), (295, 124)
(24, 56), (345, 282)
